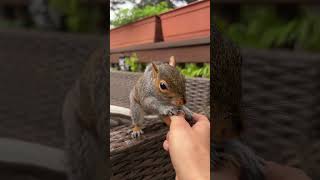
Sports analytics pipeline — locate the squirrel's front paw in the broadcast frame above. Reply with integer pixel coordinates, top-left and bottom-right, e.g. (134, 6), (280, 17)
(130, 125), (144, 139)
(160, 106), (179, 116)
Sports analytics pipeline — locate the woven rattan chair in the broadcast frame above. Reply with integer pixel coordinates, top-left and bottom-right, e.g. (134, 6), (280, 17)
(0, 29), (103, 179)
(110, 70), (210, 179)
(241, 49), (320, 179)
(110, 47), (320, 179)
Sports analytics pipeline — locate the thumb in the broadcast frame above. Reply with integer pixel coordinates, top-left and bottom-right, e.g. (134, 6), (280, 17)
(168, 115), (192, 147)
(170, 115), (191, 131)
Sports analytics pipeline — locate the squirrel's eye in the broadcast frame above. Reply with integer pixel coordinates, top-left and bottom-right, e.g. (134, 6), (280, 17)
(160, 82), (167, 90)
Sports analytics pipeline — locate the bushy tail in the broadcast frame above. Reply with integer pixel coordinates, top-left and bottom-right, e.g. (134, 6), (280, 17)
(212, 140), (265, 180)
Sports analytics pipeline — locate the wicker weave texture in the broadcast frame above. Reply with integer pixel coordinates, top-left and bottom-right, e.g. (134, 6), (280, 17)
(0, 29), (103, 149)
(241, 49), (320, 179)
(110, 114), (132, 128)
(185, 77), (210, 112)
(110, 71), (142, 109)
(110, 118), (175, 180)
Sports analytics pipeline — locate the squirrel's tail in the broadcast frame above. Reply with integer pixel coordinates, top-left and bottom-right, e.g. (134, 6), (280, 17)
(212, 139), (265, 180)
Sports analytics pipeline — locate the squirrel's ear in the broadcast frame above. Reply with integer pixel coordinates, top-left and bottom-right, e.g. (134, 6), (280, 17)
(152, 62), (159, 73)
(169, 56), (176, 67)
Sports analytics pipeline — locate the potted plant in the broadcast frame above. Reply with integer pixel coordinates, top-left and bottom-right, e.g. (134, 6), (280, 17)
(160, 0), (210, 42)
(110, 16), (162, 49)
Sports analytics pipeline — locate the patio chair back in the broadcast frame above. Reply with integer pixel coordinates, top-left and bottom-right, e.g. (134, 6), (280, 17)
(0, 29), (103, 179)
(241, 49), (320, 179)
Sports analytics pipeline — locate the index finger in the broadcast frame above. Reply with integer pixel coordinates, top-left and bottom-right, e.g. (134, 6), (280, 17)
(192, 113), (209, 123)
(192, 113), (210, 138)
(170, 115), (190, 130)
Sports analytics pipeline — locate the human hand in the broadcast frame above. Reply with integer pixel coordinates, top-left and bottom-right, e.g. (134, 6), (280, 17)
(163, 113), (210, 180)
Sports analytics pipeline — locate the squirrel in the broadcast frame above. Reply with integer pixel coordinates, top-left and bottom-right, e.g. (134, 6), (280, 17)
(212, 26), (265, 180)
(63, 48), (108, 180)
(129, 56), (193, 138)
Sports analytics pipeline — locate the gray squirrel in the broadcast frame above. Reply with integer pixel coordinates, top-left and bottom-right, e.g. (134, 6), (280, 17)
(212, 26), (265, 180)
(129, 56), (193, 138)
(63, 48), (107, 180)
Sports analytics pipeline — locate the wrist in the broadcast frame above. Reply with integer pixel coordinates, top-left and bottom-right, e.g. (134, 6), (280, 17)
(178, 162), (209, 180)
(181, 172), (209, 180)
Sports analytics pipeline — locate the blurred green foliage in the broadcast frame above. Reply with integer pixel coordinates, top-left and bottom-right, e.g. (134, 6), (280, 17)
(111, 0), (196, 11)
(111, 2), (171, 27)
(125, 53), (146, 72)
(123, 54), (209, 78)
(49, 0), (100, 32)
(177, 63), (210, 78)
(216, 6), (320, 52)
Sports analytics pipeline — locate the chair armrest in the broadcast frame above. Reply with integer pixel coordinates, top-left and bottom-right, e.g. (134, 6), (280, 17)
(0, 138), (65, 175)
(110, 116), (175, 179)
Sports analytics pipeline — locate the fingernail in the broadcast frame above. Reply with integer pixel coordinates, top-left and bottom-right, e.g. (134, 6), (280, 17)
(163, 140), (169, 151)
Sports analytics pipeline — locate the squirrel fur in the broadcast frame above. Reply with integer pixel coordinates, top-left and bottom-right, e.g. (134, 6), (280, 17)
(63, 48), (108, 180)
(212, 26), (265, 180)
(129, 57), (193, 138)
